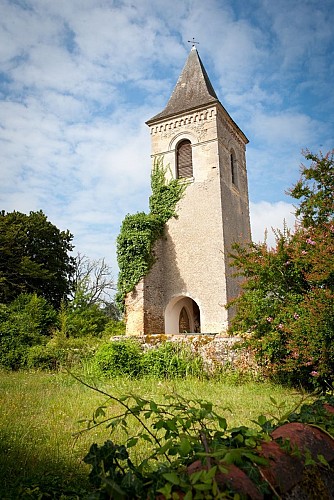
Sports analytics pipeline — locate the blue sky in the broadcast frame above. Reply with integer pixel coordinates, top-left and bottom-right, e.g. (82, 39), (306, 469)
(1, 0), (333, 276)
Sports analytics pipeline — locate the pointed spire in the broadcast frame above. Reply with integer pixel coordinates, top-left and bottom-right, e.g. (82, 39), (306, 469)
(147, 47), (219, 123)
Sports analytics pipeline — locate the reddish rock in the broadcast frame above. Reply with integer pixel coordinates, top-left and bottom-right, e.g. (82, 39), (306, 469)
(324, 403), (334, 415)
(272, 422), (334, 464)
(187, 459), (263, 500)
(258, 422), (334, 497)
(259, 439), (304, 493)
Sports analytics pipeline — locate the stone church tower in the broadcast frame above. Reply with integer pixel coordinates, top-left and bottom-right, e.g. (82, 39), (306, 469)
(125, 46), (251, 335)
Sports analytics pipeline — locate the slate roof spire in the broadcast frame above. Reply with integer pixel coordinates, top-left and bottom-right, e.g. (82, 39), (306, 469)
(147, 46), (219, 124)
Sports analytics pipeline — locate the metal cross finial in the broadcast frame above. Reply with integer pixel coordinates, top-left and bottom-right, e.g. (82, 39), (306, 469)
(188, 38), (199, 47)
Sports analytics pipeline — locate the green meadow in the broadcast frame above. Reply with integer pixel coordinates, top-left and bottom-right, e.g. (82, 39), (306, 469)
(0, 370), (305, 498)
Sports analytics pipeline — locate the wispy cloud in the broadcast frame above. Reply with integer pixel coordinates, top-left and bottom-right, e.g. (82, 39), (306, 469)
(0, 0), (333, 274)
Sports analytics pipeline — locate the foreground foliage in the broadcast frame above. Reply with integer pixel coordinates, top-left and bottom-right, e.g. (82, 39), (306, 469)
(78, 379), (334, 499)
(0, 371), (303, 499)
(229, 150), (334, 389)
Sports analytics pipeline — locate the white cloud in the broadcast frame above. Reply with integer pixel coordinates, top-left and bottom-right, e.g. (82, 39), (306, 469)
(250, 201), (296, 247)
(250, 111), (322, 147)
(0, 0), (333, 277)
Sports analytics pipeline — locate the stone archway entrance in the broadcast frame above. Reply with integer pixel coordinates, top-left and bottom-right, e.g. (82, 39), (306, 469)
(165, 296), (201, 334)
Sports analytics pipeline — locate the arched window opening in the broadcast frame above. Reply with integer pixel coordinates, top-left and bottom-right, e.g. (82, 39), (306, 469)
(177, 140), (193, 178)
(179, 307), (190, 333)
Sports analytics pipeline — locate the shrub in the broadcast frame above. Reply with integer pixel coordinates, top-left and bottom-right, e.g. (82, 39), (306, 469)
(228, 151), (334, 389)
(26, 335), (100, 371)
(0, 293), (57, 369)
(94, 340), (143, 377)
(26, 344), (60, 370)
(142, 341), (204, 379)
(103, 319), (126, 336)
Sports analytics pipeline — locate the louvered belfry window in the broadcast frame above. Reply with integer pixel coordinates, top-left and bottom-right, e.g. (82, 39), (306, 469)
(177, 140), (193, 178)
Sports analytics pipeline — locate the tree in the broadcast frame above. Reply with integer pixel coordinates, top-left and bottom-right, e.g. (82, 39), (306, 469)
(71, 253), (116, 309)
(0, 210), (75, 308)
(228, 151), (334, 389)
(56, 254), (119, 337)
(288, 149), (334, 227)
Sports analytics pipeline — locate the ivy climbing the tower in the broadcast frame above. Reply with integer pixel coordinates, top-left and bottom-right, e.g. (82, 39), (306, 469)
(116, 156), (188, 311)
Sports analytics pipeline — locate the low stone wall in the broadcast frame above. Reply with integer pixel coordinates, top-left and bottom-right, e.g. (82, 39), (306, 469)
(110, 334), (255, 373)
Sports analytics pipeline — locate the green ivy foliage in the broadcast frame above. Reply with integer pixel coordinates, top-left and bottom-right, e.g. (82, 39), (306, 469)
(116, 157), (187, 310)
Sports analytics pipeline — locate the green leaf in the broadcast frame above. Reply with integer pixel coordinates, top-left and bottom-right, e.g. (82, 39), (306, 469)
(150, 401), (158, 411)
(126, 437), (138, 448)
(193, 483), (213, 491)
(218, 416), (227, 430)
(317, 454), (329, 467)
(257, 414), (267, 426)
(190, 470), (204, 484)
(140, 433), (153, 443)
(184, 490), (193, 500)
(245, 437), (257, 448)
(204, 466), (217, 480)
(157, 483), (172, 498)
(162, 472), (181, 486)
(179, 437), (192, 456)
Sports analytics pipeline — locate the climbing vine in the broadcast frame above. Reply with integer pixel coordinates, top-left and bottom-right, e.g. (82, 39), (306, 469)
(116, 156), (187, 311)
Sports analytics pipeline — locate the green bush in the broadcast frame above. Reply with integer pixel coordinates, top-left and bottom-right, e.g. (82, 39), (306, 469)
(228, 151), (334, 390)
(26, 344), (60, 370)
(142, 342), (204, 379)
(94, 340), (143, 377)
(0, 293), (57, 369)
(26, 335), (100, 371)
(103, 319), (126, 336)
(0, 334), (28, 370)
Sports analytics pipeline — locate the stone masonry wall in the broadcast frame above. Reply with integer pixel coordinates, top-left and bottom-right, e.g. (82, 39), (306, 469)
(125, 101), (250, 335)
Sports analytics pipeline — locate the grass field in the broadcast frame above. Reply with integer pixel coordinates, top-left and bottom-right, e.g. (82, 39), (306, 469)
(0, 370), (308, 498)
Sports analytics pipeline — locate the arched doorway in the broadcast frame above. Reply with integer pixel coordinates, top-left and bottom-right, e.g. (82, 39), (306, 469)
(165, 296), (201, 334)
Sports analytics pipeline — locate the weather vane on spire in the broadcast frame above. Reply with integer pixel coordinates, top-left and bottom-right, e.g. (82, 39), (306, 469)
(188, 38), (199, 47)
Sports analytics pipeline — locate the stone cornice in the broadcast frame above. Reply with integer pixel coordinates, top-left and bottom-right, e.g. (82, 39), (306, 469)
(148, 102), (248, 147)
(148, 106), (217, 140)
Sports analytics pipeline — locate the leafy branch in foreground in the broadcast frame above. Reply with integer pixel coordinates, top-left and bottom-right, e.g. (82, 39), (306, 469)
(74, 375), (334, 499)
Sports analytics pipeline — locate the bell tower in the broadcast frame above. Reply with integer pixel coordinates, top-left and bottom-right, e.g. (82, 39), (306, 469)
(125, 46), (251, 334)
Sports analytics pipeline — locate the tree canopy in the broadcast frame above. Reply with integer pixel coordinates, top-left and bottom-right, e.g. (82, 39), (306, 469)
(288, 149), (334, 227)
(0, 210), (75, 308)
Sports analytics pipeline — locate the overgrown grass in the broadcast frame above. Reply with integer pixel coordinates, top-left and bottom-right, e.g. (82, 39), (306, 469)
(0, 369), (308, 498)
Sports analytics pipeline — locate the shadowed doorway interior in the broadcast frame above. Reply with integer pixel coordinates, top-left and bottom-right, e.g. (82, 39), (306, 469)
(165, 296), (201, 334)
